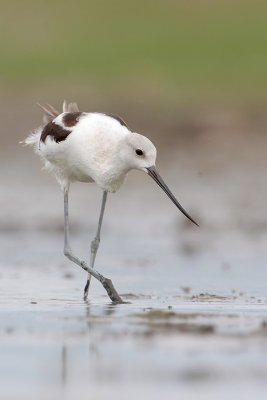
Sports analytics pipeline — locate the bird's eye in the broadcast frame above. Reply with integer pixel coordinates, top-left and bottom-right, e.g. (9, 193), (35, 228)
(135, 149), (143, 156)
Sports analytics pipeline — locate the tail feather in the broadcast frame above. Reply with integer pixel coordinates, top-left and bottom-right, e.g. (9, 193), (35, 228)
(21, 127), (42, 153)
(45, 103), (60, 116)
(38, 100), (80, 124)
(37, 103), (57, 124)
(63, 100), (79, 113)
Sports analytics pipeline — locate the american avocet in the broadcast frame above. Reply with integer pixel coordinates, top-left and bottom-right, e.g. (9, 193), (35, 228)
(24, 101), (198, 303)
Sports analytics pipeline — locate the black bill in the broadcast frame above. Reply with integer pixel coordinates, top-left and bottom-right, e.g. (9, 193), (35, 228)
(146, 166), (199, 226)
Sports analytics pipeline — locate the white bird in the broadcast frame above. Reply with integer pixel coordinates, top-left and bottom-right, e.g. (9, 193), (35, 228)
(24, 101), (198, 303)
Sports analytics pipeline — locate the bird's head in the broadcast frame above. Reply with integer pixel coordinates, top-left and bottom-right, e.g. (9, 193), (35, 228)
(120, 132), (157, 171)
(119, 132), (198, 226)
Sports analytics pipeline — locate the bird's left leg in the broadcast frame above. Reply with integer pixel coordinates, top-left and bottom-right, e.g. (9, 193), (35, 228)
(84, 190), (108, 300)
(63, 187), (123, 303)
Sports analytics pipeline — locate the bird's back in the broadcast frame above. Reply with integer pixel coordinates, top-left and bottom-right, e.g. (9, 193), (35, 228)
(24, 101), (130, 191)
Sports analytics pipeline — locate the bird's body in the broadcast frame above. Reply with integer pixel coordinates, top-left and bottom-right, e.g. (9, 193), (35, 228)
(26, 105), (155, 193)
(24, 101), (197, 303)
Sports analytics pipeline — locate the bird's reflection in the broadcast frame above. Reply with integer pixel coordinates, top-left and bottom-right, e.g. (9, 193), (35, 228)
(61, 345), (67, 387)
(84, 300), (118, 355)
(59, 299), (121, 390)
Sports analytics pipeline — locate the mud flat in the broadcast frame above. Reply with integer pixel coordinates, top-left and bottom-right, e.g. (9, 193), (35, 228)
(1, 245), (267, 400)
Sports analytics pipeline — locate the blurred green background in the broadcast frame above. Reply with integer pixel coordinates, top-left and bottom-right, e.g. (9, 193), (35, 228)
(1, 0), (267, 103)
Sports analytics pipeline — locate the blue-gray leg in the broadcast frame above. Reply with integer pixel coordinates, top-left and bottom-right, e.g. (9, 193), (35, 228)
(63, 188), (122, 303)
(84, 191), (108, 300)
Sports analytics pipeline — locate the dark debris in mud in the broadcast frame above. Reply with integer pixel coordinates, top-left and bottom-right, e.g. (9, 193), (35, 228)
(144, 322), (215, 335)
(133, 309), (215, 335)
(190, 293), (235, 302)
(120, 293), (152, 300)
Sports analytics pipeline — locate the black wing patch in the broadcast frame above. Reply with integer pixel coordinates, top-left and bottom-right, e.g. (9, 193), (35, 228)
(40, 122), (71, 143)
(40, 112), (84, 143)
(63, 112), (83, 127)
(104, 113), (128, 128)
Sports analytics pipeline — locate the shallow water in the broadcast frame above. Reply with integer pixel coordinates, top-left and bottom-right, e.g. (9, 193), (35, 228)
(2, 105), (267, 399)
(1, 228), (267, 400)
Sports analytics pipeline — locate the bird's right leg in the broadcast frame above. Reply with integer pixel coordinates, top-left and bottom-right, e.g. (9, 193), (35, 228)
(63, 187), (123, 303)
(83, 190), (108, 301)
